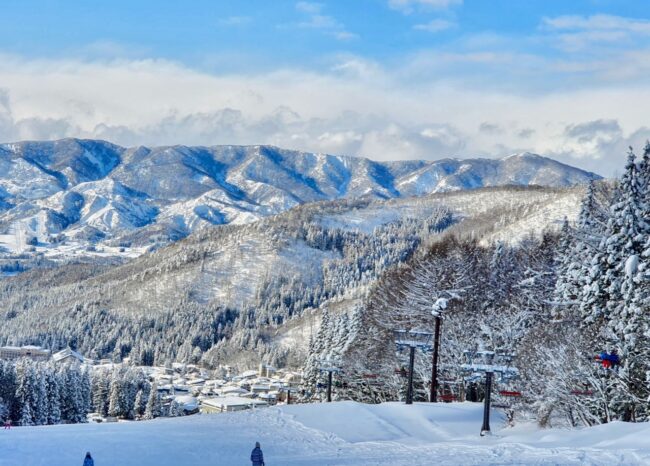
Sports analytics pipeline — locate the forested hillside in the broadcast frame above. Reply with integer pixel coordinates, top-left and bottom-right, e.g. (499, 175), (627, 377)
(307, 145), (650, 427)
(0, 139), (599, 264)
(0, 185), (583, 370)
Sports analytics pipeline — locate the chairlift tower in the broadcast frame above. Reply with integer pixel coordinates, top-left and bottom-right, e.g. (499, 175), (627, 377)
(430, 298), (448, 403)
(461, 350), (518, 436)
(394, 329), (434, 405)
(318, 358), (342, 403)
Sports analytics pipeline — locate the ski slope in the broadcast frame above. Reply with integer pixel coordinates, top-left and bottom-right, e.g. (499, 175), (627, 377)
(1, 401), (648, 466)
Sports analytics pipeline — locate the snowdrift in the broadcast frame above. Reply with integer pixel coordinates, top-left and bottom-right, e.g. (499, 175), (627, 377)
(1, 402), (648, 465)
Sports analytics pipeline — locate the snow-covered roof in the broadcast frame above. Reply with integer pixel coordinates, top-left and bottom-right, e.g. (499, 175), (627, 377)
(52, 347), (84, 363)
(219, 387), (249, 396)
(202, 397), (268, 409)
(173, 395), (198, 411)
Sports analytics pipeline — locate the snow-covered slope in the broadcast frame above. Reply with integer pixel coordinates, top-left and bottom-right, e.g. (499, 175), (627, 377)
(0, 185), (585, 367)
(1, 401), (647, 466)
(0, 139), (600, 258)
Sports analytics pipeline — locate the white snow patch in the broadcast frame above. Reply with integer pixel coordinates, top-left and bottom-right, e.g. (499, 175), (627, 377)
(1, 401), (648, 465)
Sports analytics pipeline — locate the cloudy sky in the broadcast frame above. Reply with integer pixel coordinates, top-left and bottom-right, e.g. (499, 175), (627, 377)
(1, 0), (649, 176)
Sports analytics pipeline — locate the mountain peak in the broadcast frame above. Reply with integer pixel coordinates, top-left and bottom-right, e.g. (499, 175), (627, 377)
(0, 138), (601, 257)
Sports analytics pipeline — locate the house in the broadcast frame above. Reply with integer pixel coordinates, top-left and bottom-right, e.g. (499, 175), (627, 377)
(0, 345), (50, 361)
(200, 397), (269, 414)
(219, 386), (249, 397)
(251, 384), (271, 394)
(173, 395), (199, 415)
(52, 348), (85, 364)
(240, 369), (258, 380)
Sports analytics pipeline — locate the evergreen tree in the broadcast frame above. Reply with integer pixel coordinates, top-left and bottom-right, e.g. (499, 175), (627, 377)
(108, 377), (122, 418)
(92, 371), (110, 417)
(133, 389), (145, 418)
(33, 367), (48, 425)
(144, 383), (161, 420)
(15, 359), (35, 426)
(45, 368), (62, 425)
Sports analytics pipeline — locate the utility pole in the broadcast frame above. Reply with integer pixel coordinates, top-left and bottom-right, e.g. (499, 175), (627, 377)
(327, 370), (333, 402)
(406, 345), (416, 404)
(481, 371), (493, 436)
(430, 298), (447, 403)
(431, 316), (442, 402)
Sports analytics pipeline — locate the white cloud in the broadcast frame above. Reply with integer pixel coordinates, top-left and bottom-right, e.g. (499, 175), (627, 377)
(389, 0), (462, 14)
(413, 19), (456, 33)
(294, 2), (357, 40)
(542, 14), (650, 34)
(218, 16), (252, 26)
(295, 2), (323, 14)
(541, 15), (650, 52)
(0, 53), (648, 176)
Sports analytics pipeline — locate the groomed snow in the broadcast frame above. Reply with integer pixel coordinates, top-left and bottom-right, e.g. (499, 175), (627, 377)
(1, 401), (648, 465)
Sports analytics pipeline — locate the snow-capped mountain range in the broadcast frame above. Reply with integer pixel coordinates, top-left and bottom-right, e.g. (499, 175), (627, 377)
(0, 138), (600, 256)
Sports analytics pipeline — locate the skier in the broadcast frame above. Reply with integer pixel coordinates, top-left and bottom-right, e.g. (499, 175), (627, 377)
(599, 350), (612, 369)
(3, 419), (11, 429)
(250, 441), (265, 466)
(597, 349), (621, 370)
(83, 452), (94, 466)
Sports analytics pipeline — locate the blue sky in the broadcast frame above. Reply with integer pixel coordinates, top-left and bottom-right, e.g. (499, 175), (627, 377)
(1, 0), (650, 175)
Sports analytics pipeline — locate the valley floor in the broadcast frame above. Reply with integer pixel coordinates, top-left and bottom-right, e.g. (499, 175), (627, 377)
(1, 402), (648, 466)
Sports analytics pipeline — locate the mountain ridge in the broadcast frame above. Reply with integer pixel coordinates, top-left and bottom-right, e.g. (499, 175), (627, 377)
(0, 138), (601, 259)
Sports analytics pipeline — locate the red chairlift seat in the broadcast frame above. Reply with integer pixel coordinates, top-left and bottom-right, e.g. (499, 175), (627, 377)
(438, 394), (457, 402)
(498, 390), (522, 397)
(570, 389), (594, 396)
(362, 373), (378, 379)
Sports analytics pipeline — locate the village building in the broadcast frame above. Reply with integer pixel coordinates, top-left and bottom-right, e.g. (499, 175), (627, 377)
(200, 397), (269, 414)
(52, 347), (86, 364)
(0, 345), (50, 361)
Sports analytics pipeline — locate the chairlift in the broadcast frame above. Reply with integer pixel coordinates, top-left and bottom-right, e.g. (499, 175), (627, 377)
(438, 393), (457, 402)
(594, 350), (621, 371)
(498, 390), (522, 397)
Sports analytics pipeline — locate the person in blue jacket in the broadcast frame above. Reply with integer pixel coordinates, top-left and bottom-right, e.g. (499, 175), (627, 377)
(83, 452), (94, 466)
(599, 349), (621, 370)
(251, 441), (265, 466)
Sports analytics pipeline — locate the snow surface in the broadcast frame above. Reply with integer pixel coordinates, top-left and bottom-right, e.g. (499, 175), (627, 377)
(1, 401), (648, 465)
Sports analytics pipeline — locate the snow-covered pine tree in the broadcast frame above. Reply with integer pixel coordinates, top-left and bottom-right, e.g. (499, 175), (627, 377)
(552, 218), (576, 319)
(108, 376), (122, 418)
(91, 370), (110, 416)
(594, 149), (650, 420)
(80, 368), (92, 419)
(168, 399), (184, 417)
(61, 364), (87, 423)
(0, 398), (8, 424)
(15, 359), (36, 426)
(0, 361), (17, 423)
(45, 367), (61, 425)
(33, 366), (48, 425)
(143, 383), (162, 420)
(133, 389), (145, 418)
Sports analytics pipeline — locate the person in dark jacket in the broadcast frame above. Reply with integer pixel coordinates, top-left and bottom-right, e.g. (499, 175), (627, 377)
(83, 452), (94, 466)
(250, 441), (264, 466)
